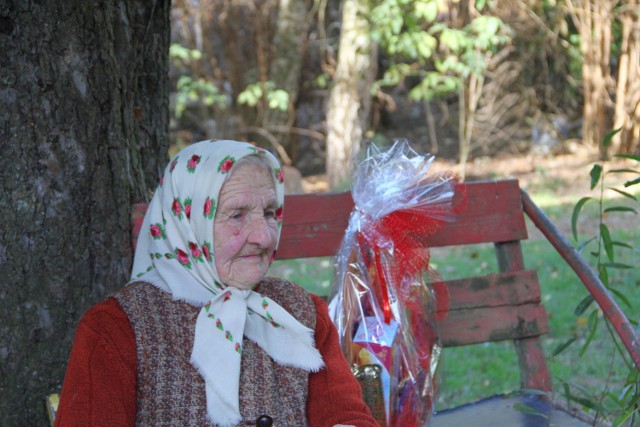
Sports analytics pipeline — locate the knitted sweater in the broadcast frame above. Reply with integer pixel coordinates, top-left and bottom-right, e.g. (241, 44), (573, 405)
(114, 279), (314, 426)
(55, 279), (376, 427)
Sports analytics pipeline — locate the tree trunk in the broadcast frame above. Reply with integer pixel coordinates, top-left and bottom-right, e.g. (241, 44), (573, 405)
(0, 1), (170, 425)
(262, 0), (312, 150)
(566, 0), (614, 149)
(452, 0), (478, 179)
(325, 0), (377, 190)
(611, 0), (640, 154)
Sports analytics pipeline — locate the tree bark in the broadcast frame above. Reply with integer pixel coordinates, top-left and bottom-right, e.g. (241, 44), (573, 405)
(0, 1), (170, 425)
(611, 0), (640, 154)
(451, 0), (479, 178)
(262, 0), (312, 150)
(325, 0), (377, 190)
(566, 0), (615, 149)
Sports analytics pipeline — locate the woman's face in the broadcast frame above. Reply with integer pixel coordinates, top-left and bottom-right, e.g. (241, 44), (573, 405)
(213, 162), (278, 289)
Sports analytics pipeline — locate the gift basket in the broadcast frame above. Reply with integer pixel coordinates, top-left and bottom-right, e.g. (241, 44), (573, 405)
(328, 140), (465, 426)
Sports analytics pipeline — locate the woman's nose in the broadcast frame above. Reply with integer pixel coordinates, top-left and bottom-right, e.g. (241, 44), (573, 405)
(247, 216), (275, 247)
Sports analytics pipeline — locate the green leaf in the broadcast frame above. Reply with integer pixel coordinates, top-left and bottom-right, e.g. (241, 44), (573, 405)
(614, 154), (640, 162)
(414, 1), (439, 21)
(608, 287), (632, 311)
(604, 206), (637, 214)
(575, 295), (594, 315)
(601, 262), (634, 270)
(513, 402), (548, 418)
(613, 410), (634, 427)
(475, 0), (487, 11)
(576, 237), (596, 253)
(606, 168), (640, 175)
(169, 43), (191, 62)
(571, 197), (592, 240)
(176, 75), (193, 90)
(562, 383), (571, 401)
(612, 241), (634, 250)
(579, 310), (599, 357)
(440, 28), (465, 52)
(598, 264), (609, 286)
(624, 176), (640, 187)
(609, 188), (637, 201)
(602, 127), (622, 148)
(565, 391), (603, 411)
(590, 164), (602, 190)
(552, 338), (576, 356)
(600, 223), (614, 262)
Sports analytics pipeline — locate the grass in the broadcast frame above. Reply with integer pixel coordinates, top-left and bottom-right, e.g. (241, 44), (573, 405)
(269, 190), (639, 419)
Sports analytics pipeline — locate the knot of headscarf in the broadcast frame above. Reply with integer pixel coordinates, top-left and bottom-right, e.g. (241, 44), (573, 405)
(130, 140), (324, 426)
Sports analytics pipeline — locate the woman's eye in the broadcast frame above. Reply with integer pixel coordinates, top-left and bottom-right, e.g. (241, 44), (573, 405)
(264, 210), (276, 219)
(230, 211), (244, 220)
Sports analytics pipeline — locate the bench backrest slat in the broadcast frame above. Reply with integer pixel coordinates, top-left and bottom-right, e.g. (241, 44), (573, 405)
(441, 303), (548, 347)
(438, 270), (548, 347)
(443, 270), (541, 311)
(276, 180), (528, 260)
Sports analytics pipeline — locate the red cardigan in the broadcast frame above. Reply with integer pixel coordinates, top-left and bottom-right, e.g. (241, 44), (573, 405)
(55, 293), (377, 427)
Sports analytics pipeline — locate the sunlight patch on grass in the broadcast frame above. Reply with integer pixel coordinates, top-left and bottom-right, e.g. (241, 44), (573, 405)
(270, 257), (334, 296)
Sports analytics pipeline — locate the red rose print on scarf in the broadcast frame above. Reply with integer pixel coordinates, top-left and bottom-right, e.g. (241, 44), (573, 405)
(218, 155), (235, 173)
(187, 154), (201, 173)
(202, 241), (212, 262)
(266, 311), (281, 328)
(184, 197), (192, 220)
(175, 248), (192, 269)
(275, 206), (283, 226)
(274, 167), (284, 184)
(203, 196), (215, 219)
(150, 223), (166, 239)
(170, 156), (179, 172)
(172, 197), (183, 219)
(189, 241), (203, 262)
(247, 146), (267, 155)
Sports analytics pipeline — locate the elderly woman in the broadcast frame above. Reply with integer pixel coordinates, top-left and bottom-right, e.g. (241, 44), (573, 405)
(55, 140), (376, 427)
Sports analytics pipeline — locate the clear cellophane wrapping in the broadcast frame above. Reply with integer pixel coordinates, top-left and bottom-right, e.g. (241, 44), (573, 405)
(328, 140), (464, 427)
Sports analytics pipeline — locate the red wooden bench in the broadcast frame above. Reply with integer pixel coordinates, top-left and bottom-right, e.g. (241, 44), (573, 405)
(129, 178), (640, 426)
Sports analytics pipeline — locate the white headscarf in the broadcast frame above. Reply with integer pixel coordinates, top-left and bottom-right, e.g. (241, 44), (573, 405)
(131, 140), (324, 426)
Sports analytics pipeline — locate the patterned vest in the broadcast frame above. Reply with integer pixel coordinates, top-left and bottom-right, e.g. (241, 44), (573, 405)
(113, 277), (317, 426)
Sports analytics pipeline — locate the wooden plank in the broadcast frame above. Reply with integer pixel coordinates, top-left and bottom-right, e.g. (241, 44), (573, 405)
(277, 192), (353, 259)
(277, 180), (528, 259)
(495, 239), (553, 391)
(427, 179), (528, 247)
(440, 270), (541, 312)
(515, 337), (553, 392)
(440, 303), (549, 347)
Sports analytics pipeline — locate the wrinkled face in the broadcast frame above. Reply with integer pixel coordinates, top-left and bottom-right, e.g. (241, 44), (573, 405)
(213, 162), (278, 289)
